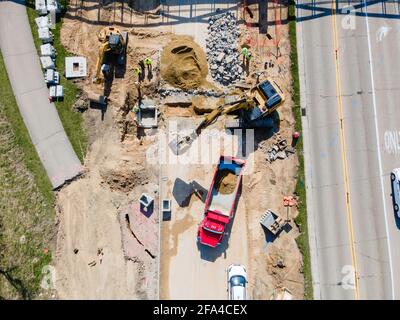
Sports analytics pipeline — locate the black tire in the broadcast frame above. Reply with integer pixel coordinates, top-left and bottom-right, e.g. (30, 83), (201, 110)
(395, 204), (399, 212)
(391, 173), (396, 181)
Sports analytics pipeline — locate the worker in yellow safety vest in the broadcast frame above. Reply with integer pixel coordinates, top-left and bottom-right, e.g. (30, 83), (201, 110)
(144, 57), (153, 73)
(134, 66), (142, 82)
(241, 47), (250, 59)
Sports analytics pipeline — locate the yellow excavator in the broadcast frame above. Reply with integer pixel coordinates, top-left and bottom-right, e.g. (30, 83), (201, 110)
(93, 26), (128, 84)
(170, 78), (285, 154)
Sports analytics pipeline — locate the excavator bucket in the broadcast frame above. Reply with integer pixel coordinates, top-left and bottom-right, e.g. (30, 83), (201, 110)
(169, 131), (197, 155)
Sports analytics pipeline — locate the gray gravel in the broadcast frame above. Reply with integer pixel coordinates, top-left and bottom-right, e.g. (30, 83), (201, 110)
(206, 11), (243, 86)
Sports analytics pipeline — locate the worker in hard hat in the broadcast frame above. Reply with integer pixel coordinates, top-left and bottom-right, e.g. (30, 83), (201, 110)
(241, 47), (250, 62)
(134, 66), (142, 82)
(144, 57), (152, 72)
(144, 57), (153, 80)
(241, 47), (251, 75)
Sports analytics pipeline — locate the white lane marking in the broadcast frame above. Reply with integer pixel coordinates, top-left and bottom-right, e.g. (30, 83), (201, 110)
(363, 0), (395, 300)
(376, 25), (392, 42)
(384, 130), (400, 155)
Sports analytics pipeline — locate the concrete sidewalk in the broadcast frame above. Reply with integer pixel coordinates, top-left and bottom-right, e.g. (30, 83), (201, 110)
(0, 0), (83, 189)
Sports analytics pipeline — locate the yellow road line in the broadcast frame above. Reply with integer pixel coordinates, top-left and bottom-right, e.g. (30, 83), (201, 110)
(331, 1), (360, 299)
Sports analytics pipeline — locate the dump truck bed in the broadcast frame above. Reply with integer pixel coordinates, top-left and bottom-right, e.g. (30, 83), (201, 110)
(205, 157), (245, 217)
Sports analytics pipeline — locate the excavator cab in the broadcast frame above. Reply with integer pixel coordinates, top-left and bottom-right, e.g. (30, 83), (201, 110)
(250, 78), (285, 116)
(108, 33), (123, 53)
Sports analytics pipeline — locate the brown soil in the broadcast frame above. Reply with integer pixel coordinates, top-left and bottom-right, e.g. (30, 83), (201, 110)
(100, 163), (149, 193)
(55, 1), (169, 299)
(161, 36), (209, 90)
(214, 169), (237, 195)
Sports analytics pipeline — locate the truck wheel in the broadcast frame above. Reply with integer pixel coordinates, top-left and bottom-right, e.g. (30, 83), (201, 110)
(391, 173), (396, 181)
(395, 204), (399, 212)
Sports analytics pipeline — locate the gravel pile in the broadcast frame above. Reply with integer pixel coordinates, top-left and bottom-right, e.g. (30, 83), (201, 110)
(158, 87), (223, 98)
(206, 11), (242, 86)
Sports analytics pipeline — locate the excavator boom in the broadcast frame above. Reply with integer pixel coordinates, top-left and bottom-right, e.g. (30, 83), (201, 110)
(93, 42), (111, 84)
(170, 97), (252, 155)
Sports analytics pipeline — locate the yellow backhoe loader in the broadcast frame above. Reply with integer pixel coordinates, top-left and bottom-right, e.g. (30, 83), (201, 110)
(93, 26), (128, 84)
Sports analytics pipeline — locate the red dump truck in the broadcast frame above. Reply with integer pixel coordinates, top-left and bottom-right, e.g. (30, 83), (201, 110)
(197, 156), (246, 247)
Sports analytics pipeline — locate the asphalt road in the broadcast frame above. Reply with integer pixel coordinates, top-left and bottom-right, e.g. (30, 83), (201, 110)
(298, 0), (400, 299)
(0, 0), (82, 189)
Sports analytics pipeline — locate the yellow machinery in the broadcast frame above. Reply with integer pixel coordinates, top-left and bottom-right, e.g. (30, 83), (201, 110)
(170, 78), (285, 154)
(93, 27), (127, 84)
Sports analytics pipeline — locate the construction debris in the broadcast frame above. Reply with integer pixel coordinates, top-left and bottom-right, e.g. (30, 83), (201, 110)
(207, 11), (242, 85)
(162, 93), (192, 107)
(158, 87), (222, 99)
(266, 139), (296, 162)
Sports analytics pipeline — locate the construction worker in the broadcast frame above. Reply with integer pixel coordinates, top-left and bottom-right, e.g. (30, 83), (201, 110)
(144, 57), (153, 73)
(241, 48), (251, 75)
(134, 66), (142, 82)
(144, 57), (153, 81)
(241, 47), (250, 62)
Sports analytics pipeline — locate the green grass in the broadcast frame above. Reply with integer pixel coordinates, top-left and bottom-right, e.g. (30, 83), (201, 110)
(289, 1), (313, 300)
(26, 0), (87, 161)
(0, 51), (55, 299)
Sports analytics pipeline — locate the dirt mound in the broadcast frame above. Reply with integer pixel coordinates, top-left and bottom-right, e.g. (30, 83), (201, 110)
(215, 169), (237, 194)
(161, 36), (209, 90)
(100, 164), (149, 193)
